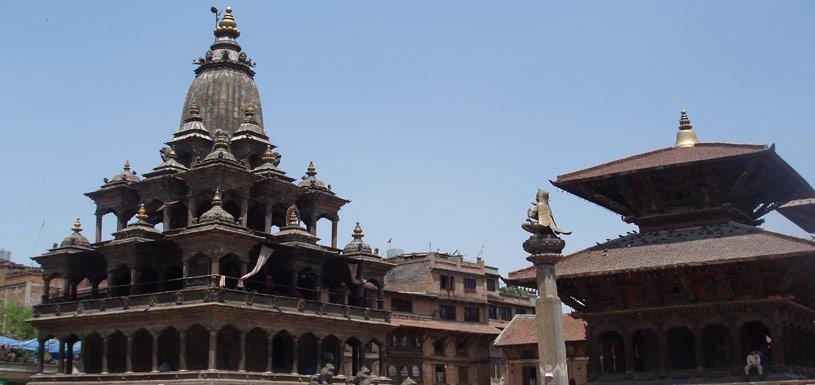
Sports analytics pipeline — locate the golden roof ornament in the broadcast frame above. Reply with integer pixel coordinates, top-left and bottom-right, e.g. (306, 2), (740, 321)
(123, 161), (131, 172)
(352, 222), (364, 239)
(72, 218), (83, 234)
(136, 203), (149, 221)
(306, 161), (317, 177)
(214, 6), (240, 39)
(522, 188), (571, 236)
(212, 188), (224, 206)
(675, 109), (699, 148)
(286, 205), (300, 227)
(262, 145), (276, 163)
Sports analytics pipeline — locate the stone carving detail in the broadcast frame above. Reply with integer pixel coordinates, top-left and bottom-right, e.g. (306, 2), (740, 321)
(54, 304), (61, 316)
(309, 363), (335, 385)
(364, 308), (371, 320)
(122, 297), (130, 310)
(99, 299), (107, 312)
(297, 299), (306, 312)
(344, 306), (351, 319)
(246, 293), (254, 306)
(175, 291), (184, 305)
(272, 296), (281, 310)
(348, 366), (376, 385)
(149, 295), (157, 307)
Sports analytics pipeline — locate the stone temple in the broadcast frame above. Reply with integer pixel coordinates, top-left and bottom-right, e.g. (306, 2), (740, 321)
(29, 7), (394, 385)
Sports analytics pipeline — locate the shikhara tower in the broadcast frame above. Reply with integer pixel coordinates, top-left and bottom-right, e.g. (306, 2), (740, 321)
(30, 7), (394, 384)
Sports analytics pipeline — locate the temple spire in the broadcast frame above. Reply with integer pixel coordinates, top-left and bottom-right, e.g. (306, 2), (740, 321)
(675, 109), (699, 148)
(72, 218), (83, 234)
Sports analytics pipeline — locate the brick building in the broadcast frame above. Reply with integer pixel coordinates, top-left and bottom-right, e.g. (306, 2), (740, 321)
(0, 259), (48, 307)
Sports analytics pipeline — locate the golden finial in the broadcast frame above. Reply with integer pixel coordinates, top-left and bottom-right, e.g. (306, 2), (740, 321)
(71, 218), (83, 234)
(136, 203), (149, 221)
(262, 145), (275, 163)
(214, 6), (240, 39)
(675, 109), (699, 148)
(306, 161), (317, 177)
(286, 205), (300, 227)
(188, 101), (200, 116)
(352, 222), (364, 239)
(212, 188), (223, 206)
(212, 129), (231, 150)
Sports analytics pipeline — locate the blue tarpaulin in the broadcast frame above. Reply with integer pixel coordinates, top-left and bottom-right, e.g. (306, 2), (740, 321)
(14, 337), (81, 355)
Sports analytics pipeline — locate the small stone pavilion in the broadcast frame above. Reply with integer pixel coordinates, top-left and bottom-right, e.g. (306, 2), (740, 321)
(29, 7), (393, 385)
(508, 112), (815, 384)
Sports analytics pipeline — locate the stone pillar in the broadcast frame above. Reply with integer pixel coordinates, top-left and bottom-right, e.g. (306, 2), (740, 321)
(57, 339), (65, 373)
(265, 204), (274, 233)
(267, 336), (274, 372)
(163, 206), (171, 231)
(316, 338), (323, 367)
(187, 196), (196, 226)
(624, 332), (635, 374)
(308, 217), (317, 236)
(331, 220), (338, 248)
(91, 280), (100, 299)
(116, 213), (126, 232)
(377, 286), (385, 310)
(152, 332), (159, 372)
(179, 330), (187, 371)
(694, 330), (704, 372)
(96, 212), (103, 243)
(658, 332), (670, 372)
(208, 328), (217, 370)
(131, 268), (140, 295)
(241, 198), (249, 227)
(524, 232), (568, 385)
(126, 334), (133, 372)
(102, 335), (109, 373)
(62, 280), (70, 300)
(292, 339), (299, 373)
(66, 340), (74, 374)
(37, 339), (45, 373)
(211, 258), (220, 276)
(41, 276), (50, 304)
(239, 332), (246, 371)
(772, 326), (786, 366)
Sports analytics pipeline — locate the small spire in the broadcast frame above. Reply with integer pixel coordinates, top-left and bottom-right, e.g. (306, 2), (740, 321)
(188, 101), (201, 118)
(71, 218), (83, 234)
(352, 222), (364, 239)
(212, 129), (231, 150)
(679, 109), (693, 130)
(214, 6), (240, 39)
(212, 188), (223, 206)
(675, 109), (699, 148)
(306, 161), (317, 177)
(123, 160), (131, 172)
(286, 205), (300, 227)
(136, 204), (149, 222)
(262, 145), (276, 163)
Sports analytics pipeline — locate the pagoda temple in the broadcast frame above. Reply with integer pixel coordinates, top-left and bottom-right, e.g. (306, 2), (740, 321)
(29, 7), (394, 384)
(508, 111), (815, 383)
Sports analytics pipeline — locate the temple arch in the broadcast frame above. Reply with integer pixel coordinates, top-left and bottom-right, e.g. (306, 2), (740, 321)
(632, 329), (659, 372)
(321, 335), (342, 369)
(703, 323), (732, 368)
(185, 324), (209, 370)
(245, 328), (269, 372)
(107, 331), (127, 373)
(216, 325), (241, 370)
(272, 331), (294, 372)
(666, 326), (696, 370)
(344, 337), (363, 376)
(131, 329), (153, 372)
(82, 332), (103, 374)
(158, 327), (180, 371)
(297, 333), (319, 375)
(599, 331), (625, 373)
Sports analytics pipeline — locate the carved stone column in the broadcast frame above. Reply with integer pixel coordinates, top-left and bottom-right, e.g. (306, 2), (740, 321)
(57, 339), (65, 374)
(291, 338), (298, 374)
(116, 213), (125, 232)
(66, 340), (75, 374)
(187, 196), (196, 226)
(208, 328), (217, 370)
(694, 329), (704, 372)
(624, 332), (635, 374)
(331, 219), (338, 248)
(130, 268), (140, 295)
(377, 286), (385, 310)
(102, 335), (109, 373)
(658, 332), (669, 373)
(96, 212), (103, 243)
(772, 325), (786, 366)
(163, 206), (171, 231)
(308, 217), (317, 236)
(152, 332), (159, 372)
(41, 275), (50, 304)
(266, 335), (274, 372)
(179, 330), (187, 371)
(239, 331), (246, 371)
(37, 338), (45, 373)
(126, 334), (133, 373)
(62, 280), (70, 300)
(265, 204), (274, 233)
(240, 198), (248, 227)
(524, 233), (568, 385)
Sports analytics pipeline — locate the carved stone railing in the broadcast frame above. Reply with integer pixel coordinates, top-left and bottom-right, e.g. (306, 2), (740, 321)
(33, 276), (390, 324)
(30, 370), (393, 384)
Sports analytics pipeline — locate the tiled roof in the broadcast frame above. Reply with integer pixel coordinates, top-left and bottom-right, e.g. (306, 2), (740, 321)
(555, 143), (768, 183)
(391, 317), (501, 335)
(508, 223), (815, 281)
(493, 314), (586, 347)
(777, 198), (815, 233)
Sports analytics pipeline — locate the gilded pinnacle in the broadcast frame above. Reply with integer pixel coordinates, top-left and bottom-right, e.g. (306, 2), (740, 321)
(675, 109), (699, 148)
(214, 6), (240, 39)
(679, 109), (693, 131)
(212, 188), (223, 206)
(136, 203), (149, 221)
(72, 218), (83, 234)
(353, 222), (364, 239)
(123, 160), (131, 171)
(262, 145), (275, 163)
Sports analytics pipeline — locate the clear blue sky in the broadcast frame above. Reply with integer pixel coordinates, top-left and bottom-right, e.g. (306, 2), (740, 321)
(1, 1), (813, 276)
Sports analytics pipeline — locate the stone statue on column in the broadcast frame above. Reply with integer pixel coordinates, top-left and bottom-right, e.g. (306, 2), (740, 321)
(522, 188), (569, 385)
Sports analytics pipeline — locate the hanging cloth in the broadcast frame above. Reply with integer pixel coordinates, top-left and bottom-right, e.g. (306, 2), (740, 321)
(237, 245), (274, 288)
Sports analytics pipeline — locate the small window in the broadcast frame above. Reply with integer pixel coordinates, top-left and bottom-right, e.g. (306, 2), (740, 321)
(458, 366), (470, 385)
(440, 275), (455, 291)
(464, 278), (476, 293)
(440, 305), (457, 321)
(389, 365), (398, 377)
(464, 307), (479, 322)
(414, 337), (422, 349)
(456, 336), (468, 356)
(487, 278), (497, 292)
(434, 339), (446, 355)
(392, 298), (413, 313)
(390, 335), (397, 347)
(488, 305), (498, 320)
(400, 336), (408, 348)
(412, 365), (421, 378)
(435, 365), (446, 384)
(521, 348), (536, 359)
(401, 366), (409, 378)
(500, 306), (512, 321)
(515, 308), (527, 315)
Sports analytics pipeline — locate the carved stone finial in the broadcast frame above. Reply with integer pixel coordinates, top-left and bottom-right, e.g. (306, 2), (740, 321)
(123, 160), (131, 172)
(136, 204), (148, 222)
(188, 100), (200, 117)
(286, 205), (300, 227)
(675, 109), (699, 148)
(214, 6), (240, 39)
(212, 188), (224, 207)
(71, 218), (83, 234)
(352, 222), (364, 239)
(306, 161), (317, 177)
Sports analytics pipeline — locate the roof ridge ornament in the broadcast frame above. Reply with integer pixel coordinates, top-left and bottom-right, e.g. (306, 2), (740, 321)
(675, 109), (699, 148)
(72, 218), (83, 234)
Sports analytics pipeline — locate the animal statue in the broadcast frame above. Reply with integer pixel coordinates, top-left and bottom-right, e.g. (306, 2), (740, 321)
(309, 363), (336, 385)
(348, 366), (375, 385)
(526, 188), (571, 235)
(159, 146), (172, 162)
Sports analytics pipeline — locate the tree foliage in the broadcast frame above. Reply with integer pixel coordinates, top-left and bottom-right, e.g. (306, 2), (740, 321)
(0, 300), (36, 339)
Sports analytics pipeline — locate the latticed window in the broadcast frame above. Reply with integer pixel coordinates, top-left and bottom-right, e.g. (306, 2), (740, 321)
(389, 365), (398, 377)
(412, 365), (421, 378)
(401, 366), (409, 378)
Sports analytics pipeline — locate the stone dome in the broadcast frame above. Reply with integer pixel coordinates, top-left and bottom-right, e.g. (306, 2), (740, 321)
(106, 161), (140, 186)
(180, 7), (264, 136)
(343, 223), (372, 254)
(59, 218), (91, 249)
(199, 189), (237, 224)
